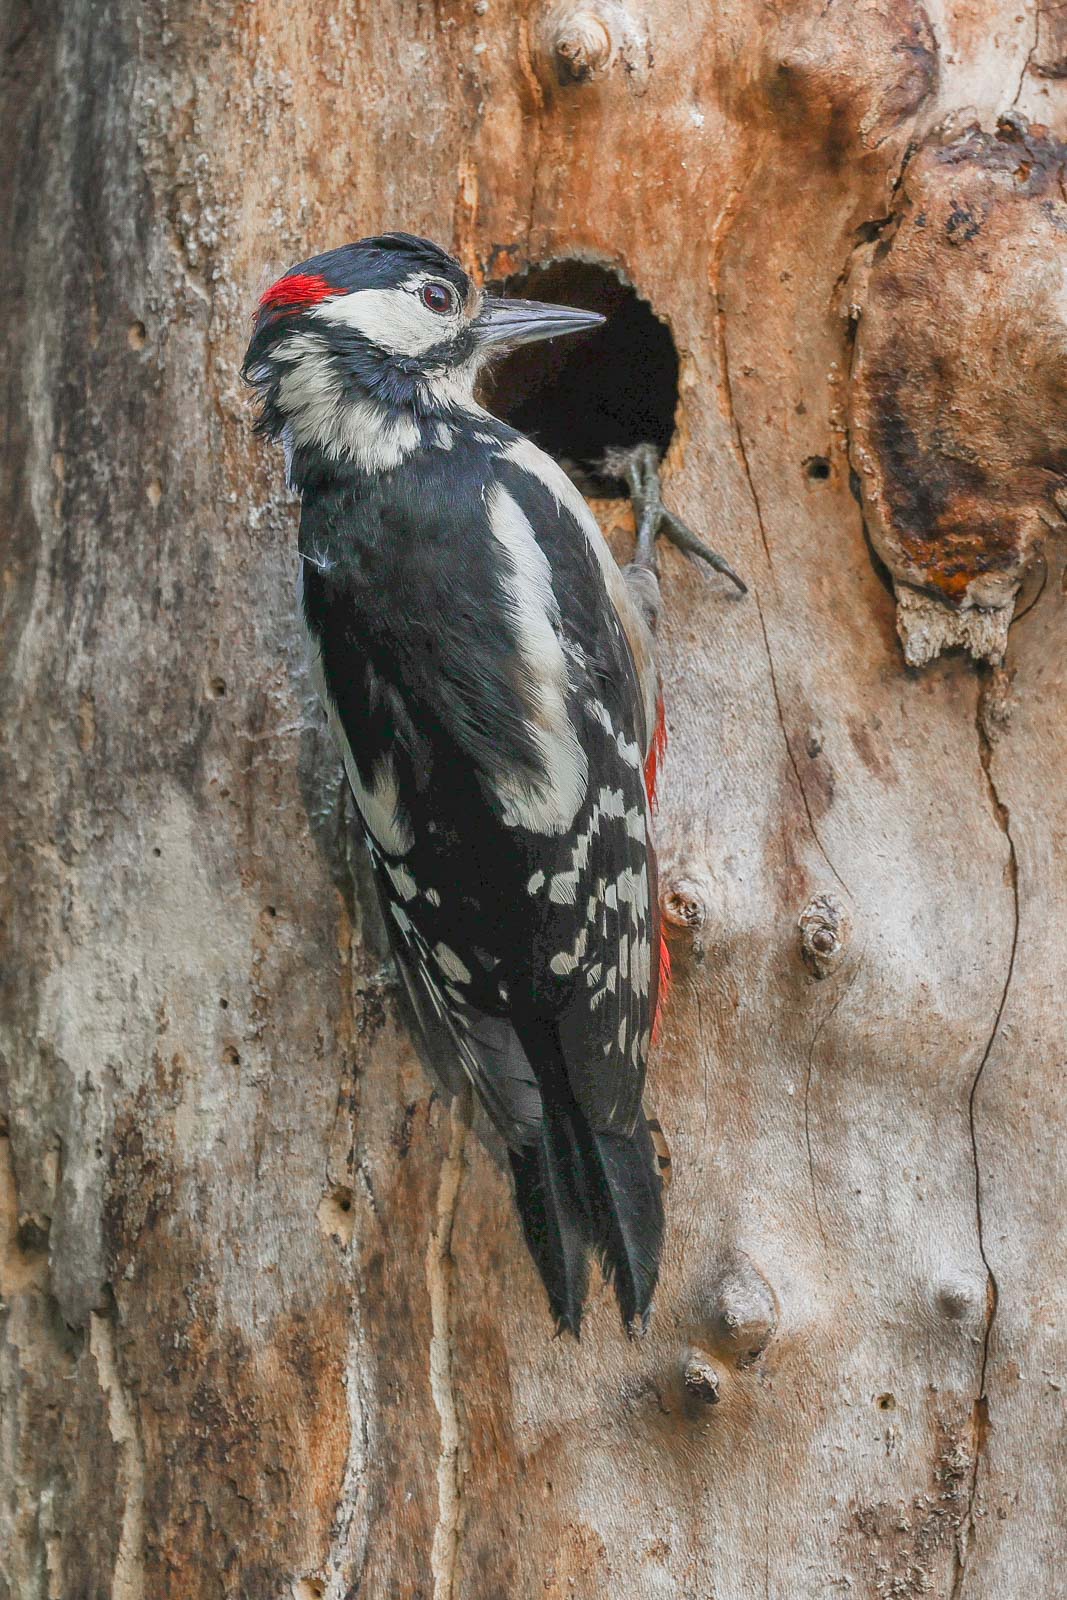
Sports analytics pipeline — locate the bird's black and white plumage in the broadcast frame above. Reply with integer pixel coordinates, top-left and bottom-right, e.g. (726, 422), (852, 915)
(244, 233), (672, 1335)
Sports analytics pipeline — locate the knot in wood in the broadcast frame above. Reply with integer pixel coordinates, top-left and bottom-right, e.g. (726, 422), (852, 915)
(661, 876), (709, 934)
(709, 1253), (779, 1366)
(798, 891), (850, 978)
(553, 9), (614, 80)
(936, 1274), (986, 1328)
(683, 1351), (721, 1404)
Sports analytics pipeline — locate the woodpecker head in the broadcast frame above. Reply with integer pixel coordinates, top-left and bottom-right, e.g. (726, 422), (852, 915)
(243, 232), (604, 475)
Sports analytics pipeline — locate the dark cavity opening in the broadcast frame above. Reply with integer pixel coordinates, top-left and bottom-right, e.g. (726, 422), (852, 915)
(480, 260), (680, 498)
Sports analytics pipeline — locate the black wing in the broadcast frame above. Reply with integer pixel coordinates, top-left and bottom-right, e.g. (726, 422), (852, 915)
(366, 839), (544, 1147)
(493, 448), (661, 1137)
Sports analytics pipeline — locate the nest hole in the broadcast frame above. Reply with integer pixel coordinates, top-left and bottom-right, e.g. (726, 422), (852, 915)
(481, 260), (679, 497)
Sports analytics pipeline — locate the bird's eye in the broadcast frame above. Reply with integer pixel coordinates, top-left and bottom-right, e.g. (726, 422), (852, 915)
(421, 281), (456, 315)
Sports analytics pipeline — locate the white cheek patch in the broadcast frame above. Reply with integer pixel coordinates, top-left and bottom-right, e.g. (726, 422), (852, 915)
(276, 333), (342, 430)
(310, 284), (457, 358)
(276, 331), (420, 472)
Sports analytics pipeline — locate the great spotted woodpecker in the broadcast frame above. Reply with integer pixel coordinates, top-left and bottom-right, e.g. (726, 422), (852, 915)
(243, 233), (743, 1335)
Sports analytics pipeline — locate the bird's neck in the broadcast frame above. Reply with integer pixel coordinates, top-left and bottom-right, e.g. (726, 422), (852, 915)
(270, 336), (491, 490)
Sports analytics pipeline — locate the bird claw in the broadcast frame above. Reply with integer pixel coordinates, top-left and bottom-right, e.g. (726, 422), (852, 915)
(601, 443), (747, 596)
(658, 511), (748, 594)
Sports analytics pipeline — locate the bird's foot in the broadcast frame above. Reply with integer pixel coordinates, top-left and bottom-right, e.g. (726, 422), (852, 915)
(601, 443), (747, 595)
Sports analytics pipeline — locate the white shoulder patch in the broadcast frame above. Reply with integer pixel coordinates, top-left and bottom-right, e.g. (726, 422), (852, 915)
(486, 485), (588, 835)
(500, 434), (632, 607)
(310, 284), (454, 358)
(501, 435), (602, 539)
(499, 435), (654, 715)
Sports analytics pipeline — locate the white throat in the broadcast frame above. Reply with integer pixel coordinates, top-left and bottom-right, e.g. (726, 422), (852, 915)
(274, 332), (421, 474)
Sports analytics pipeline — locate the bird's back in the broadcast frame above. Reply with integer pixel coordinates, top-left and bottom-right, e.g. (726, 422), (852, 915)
(299, 419), (665, 1128)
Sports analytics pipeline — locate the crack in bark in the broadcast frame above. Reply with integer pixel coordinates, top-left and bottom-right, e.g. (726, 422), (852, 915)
(715, 297), (777, 585)
(717, 302), (851, 898)
(427, 1091), (471, 1600)
(951, 695), (1017, 1597)
(1012, 1), (1041, 105)
(803, 1017), (829, 1250)
(752, 588), (852, 900)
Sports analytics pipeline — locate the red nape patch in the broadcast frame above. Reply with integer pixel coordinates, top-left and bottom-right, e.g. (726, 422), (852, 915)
(644, 695), (667, 809)
(652, 933), (671, 1045)
(258, 273), (335, 313)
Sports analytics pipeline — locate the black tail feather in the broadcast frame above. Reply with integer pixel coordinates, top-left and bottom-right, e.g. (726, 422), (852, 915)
(509, 1137), (590, 1336)
(581, 1115), (665, 1333)
(510, 1098), (664, 1336)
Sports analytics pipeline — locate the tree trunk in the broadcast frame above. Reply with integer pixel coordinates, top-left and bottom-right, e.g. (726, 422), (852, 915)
(2, 3), (1064, 1596)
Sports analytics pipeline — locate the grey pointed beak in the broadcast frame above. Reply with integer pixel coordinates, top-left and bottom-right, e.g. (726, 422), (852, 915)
(474, 296), (606, 350)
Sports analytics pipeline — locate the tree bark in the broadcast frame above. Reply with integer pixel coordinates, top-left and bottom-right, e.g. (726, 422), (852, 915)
(2, 3), (1064, 1597)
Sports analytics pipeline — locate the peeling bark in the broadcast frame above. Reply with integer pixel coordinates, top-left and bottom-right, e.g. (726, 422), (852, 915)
(2, 2), (1065, 1597)
(848, 116), (1067, 664)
